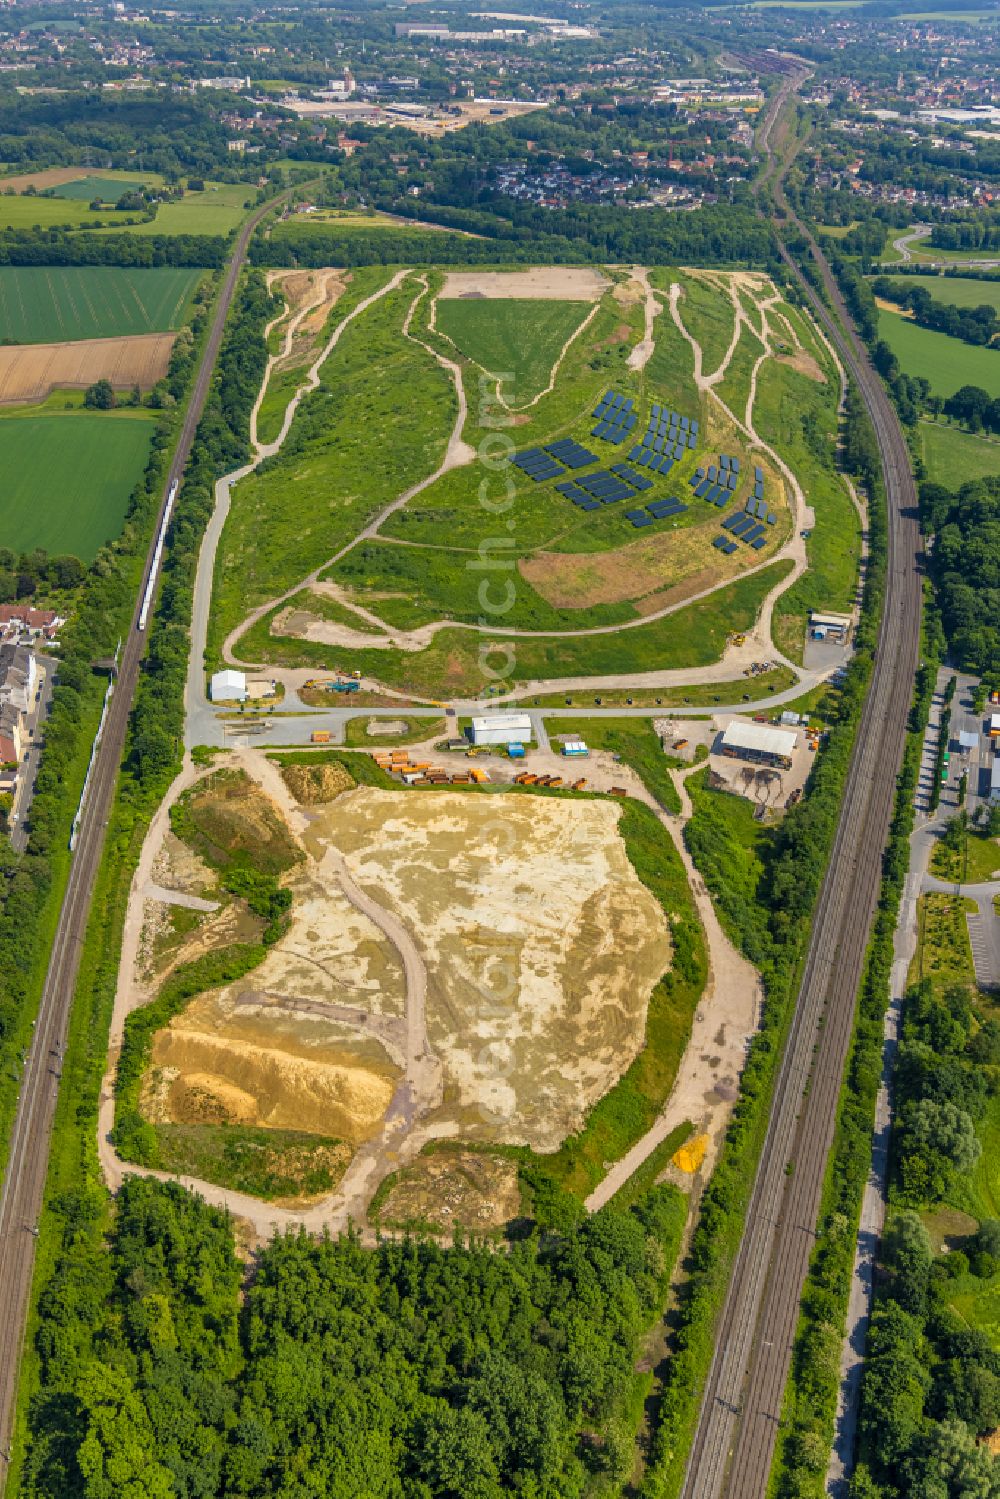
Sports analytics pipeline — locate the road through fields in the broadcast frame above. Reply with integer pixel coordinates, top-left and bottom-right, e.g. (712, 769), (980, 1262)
(0, 189), (287, 1483)
(680, 67), (924, 1499)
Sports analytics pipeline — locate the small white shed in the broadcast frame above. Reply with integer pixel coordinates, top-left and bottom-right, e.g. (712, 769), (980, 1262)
(210, 669), (247, 702)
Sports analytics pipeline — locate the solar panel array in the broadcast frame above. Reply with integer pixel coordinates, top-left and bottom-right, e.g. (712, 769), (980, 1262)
(512, 447), (564, 482)
(632, 405), (698, 474)
(545, 437), (597, 470)
(578, 470), (635, 503)
(592, 389), (636, 443)
(611, 463), (652, 491)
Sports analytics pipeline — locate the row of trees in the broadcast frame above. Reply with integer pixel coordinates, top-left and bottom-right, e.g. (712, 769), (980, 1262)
(257, 202), (778, 274)
(852, 977), (1000, 1496)
(919, 474), (1000, 685)
(872, 274), (1000, 347)
(0, 227), (227, 268)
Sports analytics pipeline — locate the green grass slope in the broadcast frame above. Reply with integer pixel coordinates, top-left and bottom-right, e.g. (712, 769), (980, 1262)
(434, 296), (592, 405)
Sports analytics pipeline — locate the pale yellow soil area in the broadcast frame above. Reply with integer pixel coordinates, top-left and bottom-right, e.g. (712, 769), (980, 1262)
(0, 332), (175, 403)
(147, 990), (400, 1142)
(439, 268), (609, 300)
(305, 788), (672, 1152)
(377, 1149), (521, 1233)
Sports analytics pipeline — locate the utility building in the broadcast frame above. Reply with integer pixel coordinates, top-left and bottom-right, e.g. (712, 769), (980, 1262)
(720, 719), (796, 769)
(209, 669), (247, 703)
(469, 714), (533, 747)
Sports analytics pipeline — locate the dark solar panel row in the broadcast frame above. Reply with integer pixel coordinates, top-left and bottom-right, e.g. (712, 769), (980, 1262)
(592, 421), (629, 443)
(611, 464), (651, 491)
(546, 438), (598, 469)
(629, 513), (654, 528)
(648, 498), (688, 519)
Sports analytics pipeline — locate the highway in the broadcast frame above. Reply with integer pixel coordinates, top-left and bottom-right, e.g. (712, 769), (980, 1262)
(680, 68), (924, 1499)
(0, 189), (285, 1479)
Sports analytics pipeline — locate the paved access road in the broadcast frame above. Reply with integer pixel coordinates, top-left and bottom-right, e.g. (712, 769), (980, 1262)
(680, 64), (924, 1499)
(0, 188), (288, 1480)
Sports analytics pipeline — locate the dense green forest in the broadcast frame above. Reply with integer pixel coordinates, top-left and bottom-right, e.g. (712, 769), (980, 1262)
(22, 1176), (686, 1498)
(920, 475), (1000, 685)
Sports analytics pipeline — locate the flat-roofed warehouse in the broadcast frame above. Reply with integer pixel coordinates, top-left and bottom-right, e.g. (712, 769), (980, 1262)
(469, 713), (534, 746)
(720, 719), (797, 769)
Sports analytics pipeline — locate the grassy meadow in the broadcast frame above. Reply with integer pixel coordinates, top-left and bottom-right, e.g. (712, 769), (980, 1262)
(920, 421), (1000, 488)
(881, 274), (1000, 312)
(434, 296), (593, 405)
(879, 308), (1000, 398)
(0, 196), (142, 230)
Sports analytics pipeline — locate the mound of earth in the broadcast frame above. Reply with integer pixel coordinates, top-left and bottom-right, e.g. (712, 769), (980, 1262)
(279, 759), (355, 804)
(377, 1150), (521, 1234)
(173, 768), (302, 874)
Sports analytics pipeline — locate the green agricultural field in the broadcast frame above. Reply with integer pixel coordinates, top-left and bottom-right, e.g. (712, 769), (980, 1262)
(881, 274), (1000, 312)
(47, 174), (156, 202)
(0, 196), (141, 231)
(0, 266), (201, 344)
(0, 411), (154, 559)
(123, 182), (254, 237)
(878, 307), (1000, 399)
(920, 421), (1000, 488)
(434, 297), (593, 405)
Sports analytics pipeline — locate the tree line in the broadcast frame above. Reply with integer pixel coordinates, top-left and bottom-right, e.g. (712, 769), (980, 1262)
(919, 474), (1000, 687)
(850, 972), (1000, 1498)
(872, 275), (1000, 347)
(0, 227), (227, 268)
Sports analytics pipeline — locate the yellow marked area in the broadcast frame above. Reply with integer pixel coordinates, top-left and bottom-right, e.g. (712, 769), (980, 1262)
(673, 1132), (709, 1174)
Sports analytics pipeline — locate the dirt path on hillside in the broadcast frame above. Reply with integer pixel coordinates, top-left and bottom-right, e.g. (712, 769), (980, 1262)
(250, 268), (345, 449)
(669, 272), (809, 629)
(626, 266), (660, 372)
(223, 274), (476, 668)
(586, 763), (761, 1211)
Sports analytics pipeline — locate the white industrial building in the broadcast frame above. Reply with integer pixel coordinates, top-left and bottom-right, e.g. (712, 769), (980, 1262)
(991, 760), (1000, 804)
(209, 669), (247, 703)
(469, 713), (533, 746)
(720, 719), (796, 769)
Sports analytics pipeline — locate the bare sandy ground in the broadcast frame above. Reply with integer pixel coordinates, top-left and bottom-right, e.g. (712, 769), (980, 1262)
(587, 762), (762, 1210)
(439, 268), (609, 300)
(307, 787), (672, 1151)
(625, 266), (661, 372)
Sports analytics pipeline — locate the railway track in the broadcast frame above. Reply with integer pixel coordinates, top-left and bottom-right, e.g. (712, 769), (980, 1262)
(680, 71), (923, 1499)
(0, 190), (287, 1482)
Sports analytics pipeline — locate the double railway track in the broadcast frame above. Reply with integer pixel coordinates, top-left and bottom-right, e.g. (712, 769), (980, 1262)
(681, 69), (923, 1499)
(0, 190), (286, 1482)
